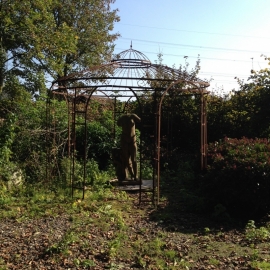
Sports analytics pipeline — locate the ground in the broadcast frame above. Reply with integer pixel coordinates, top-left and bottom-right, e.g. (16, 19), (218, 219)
(0, 188), (270, 269)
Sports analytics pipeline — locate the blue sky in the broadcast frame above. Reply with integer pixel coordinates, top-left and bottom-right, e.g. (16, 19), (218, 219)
(111, 0), (270, 94)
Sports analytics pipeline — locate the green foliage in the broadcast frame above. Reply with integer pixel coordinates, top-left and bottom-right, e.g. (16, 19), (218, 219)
(140, 161), (153, 179)
(0, 0), (119, 93)
(0, 112), (19, 182)
(207, 63), (270, 142)
(61, 157), (111, 191)
(0, 113), (16, 162)
(245, 220), (270, 242)
(0, 0), (120, 187)
(205, 137), (270, 219)
(14, 102), (49, 182)
(251, 260), (270, 270)
(0, 74), (32, 110)
(76, 117), (117, 171)
(0, 86), (68, 184)
(162, 93), (201, 155)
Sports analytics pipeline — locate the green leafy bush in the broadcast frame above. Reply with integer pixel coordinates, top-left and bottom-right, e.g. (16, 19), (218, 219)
(60, 157), (111, 190)
(76, 120), (117, 171)
(204, 137), (270, 220)
(245, 220), (270, 242)
(0, 113), (24, 187)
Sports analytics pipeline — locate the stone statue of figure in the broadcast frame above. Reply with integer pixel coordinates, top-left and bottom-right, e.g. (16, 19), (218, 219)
(117, 113), (141, 181)
(112, 147), (126, 182)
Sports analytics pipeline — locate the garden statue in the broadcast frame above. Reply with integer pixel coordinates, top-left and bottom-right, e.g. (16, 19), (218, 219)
(112, 147), (126, 181)
(115, 113), (141, 181)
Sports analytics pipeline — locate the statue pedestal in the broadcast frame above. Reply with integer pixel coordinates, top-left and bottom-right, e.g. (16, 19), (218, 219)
(110, 179), (153, 191)
(118, 179), (141, 185)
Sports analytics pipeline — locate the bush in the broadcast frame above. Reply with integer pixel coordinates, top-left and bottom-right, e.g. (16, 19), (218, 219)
(76, 120), (118, 171)
(204, 137), (270, 220)
(60, 157), (111, 190)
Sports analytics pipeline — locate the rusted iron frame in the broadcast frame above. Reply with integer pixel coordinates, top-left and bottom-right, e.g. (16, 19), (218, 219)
(46, 91), (63, 184)
(50, 86), (207, 203)
(54, 73), (207, 84)
(113, 87), (153, 204)
(66, 86), (149, 202)
(46, 88), (69, 185)
(127, 88), (154, 204)
(49, 72), (209, 202)
(54, 62), (208, 86)
(156, 80), (209, 205)
(201, 92), (208, 170)
(54, 88), (116, 198)
(136, 95), (158, 204)
(71, 87), (117, 199)
(74, 88), (88, 199)
(45, 91), (51, 183)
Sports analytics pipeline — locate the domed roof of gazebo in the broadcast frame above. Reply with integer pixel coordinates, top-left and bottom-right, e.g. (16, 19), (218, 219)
(53, 46), (209, 94)
(112, 43), (151, 69)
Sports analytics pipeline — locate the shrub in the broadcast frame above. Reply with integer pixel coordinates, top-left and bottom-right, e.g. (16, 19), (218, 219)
(60, 157), (111, 190)
(204, 137), (270, 220)
(245, 220), (270, 242)
(76, 120), (118, 171)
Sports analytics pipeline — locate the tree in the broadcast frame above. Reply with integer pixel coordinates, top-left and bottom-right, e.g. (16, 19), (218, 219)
(0, 0), (119, 94)
(206, 61), (270, 142)
(37, 0), (120, 80)
(0, 0), (119, 184)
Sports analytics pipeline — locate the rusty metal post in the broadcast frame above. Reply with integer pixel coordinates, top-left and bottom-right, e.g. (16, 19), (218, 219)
(45, 90), (51, 183)
(200, 92), (208, 170)
(157, 79), (187, 205)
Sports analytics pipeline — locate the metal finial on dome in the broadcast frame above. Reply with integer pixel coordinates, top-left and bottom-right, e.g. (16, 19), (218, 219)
(111, 45), (151, 68)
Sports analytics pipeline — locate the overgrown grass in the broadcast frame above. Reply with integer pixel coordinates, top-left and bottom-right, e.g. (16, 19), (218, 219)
(1, 161), (270, 269)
